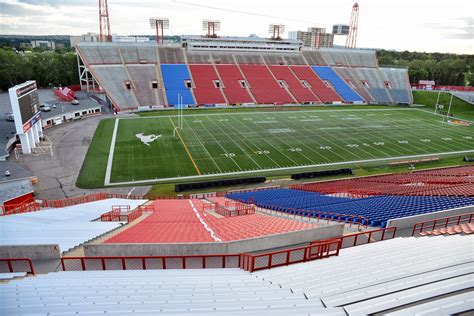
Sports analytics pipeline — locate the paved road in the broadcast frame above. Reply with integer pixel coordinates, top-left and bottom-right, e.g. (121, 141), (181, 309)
(15, 114), (151, 199)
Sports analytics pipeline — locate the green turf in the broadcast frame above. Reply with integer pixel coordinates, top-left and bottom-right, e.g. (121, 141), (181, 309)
(413, 90), (474, 121)
(76, 119), (116, 188)
(99, 108), (473, 186)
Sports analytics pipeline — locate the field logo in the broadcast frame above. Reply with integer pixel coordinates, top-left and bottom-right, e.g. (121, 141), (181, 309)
(136, 133), (161, 147)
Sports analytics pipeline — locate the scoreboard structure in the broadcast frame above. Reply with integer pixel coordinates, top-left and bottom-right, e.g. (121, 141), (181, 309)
(8, 81), (43, 154)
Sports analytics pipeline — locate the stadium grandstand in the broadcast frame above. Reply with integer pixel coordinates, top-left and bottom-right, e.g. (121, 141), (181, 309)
(75, 41), (412, 111)
(1, 166), (473, 315)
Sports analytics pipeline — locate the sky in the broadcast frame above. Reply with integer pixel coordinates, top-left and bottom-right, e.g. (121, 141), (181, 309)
(0, 0), (472, 54)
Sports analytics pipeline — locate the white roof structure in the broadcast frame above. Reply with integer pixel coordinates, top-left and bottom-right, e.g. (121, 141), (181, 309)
(0, 198), (147, 252)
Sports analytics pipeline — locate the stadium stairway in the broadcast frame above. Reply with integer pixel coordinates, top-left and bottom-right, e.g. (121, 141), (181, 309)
(254, 234), (474, 315)
(312, 66), (365, 103)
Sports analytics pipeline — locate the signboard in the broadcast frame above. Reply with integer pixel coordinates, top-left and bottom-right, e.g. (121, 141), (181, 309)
(9, 81), (41, 135)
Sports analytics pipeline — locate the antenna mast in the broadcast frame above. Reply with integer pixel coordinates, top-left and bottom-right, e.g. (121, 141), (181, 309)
(345, 3), (359, 49)
(99, 0), (112, 42)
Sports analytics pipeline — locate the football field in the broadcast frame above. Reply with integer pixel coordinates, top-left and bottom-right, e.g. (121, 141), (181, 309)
(87, 108), (474, 186)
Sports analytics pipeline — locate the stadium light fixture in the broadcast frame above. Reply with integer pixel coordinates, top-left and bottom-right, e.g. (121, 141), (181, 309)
(150, 18), (170, 45)
(202, 20), (221, 37)
(268, 24), (285, 40)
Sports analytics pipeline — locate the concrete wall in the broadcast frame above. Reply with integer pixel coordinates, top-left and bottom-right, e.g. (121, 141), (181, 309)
(387, 205), (474, 233)
(0, 244), (61, 260)
(84, 224), (344, 257)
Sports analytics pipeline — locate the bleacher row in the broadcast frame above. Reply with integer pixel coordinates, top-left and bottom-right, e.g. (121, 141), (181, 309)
(226, 189), (474, 227)
(292, 165), (474, 197)
(76, 43), (412, 110)
(1, 235), (471, 315)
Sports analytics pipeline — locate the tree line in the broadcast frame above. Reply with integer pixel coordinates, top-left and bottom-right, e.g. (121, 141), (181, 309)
(0, 47), (78, 91)
(377, 50), (473, 86)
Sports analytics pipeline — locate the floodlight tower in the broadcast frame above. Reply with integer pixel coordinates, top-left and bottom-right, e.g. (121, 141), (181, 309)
(269, 24), (285, 40)
(202, 20), (220, 38)
(345, 2), (359, 49)
(99, 0), (112, 42)
(150, 18), (170, 45)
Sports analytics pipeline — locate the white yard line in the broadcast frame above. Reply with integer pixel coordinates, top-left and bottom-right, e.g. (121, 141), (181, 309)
(104, 118), (119, 186)
(126, 108), (416, 120)
(104, 149), (474, 186)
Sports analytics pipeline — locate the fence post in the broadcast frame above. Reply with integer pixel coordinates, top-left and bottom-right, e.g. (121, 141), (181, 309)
(28, 259), (36, 275)
(61, 259), (66, 271)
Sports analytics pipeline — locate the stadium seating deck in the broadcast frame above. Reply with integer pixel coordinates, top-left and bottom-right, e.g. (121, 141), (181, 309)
(268, 65), (320, 103)
(215, 64), (255, 103)
(254, 234), (473, 315)
(290, 66), (343, 103)
(160, 64), (195, 106)
(312, 66), (364, 103)
(226, 188), (474, 227)
(302, 51), (328, 66)
(105, 200), (216, 243)
(239, 65), (294, 104)
(188, 64), (227, 104)
(126, 65), (161, 106)
(0, 198), (147, 251)
(105, 199), (316, 243)
(76, 43), (413, 109)
(91, 65), (140, 109)
(0, 269), (345, 315)
(419, 223), (473, 236)
(333, 67), (372, 102)
(158, 47), (186, 64)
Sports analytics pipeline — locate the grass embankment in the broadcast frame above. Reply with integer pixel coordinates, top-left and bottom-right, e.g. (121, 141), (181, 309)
(413, 90), (474, 121)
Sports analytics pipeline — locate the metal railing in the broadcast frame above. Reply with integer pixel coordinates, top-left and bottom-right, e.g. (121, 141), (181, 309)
(314, 227), (397, 249)
(241, 239), (341, 272)
(61, 254), (241, 271)
(0, 258), (35, 275)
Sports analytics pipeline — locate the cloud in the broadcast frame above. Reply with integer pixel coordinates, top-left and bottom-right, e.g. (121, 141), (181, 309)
(0, 2), (48, 16)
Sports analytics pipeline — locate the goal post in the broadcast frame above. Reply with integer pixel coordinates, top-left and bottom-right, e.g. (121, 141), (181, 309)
(173, 93), (184, 138)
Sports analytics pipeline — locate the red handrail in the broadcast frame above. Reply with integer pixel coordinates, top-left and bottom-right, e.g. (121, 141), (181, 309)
(61, 254), (241, 271)
(0, 258), (35, 275)
(312, 227), (397, 249)
(411, 213), (474, 236)
(241, 238), (341, 272)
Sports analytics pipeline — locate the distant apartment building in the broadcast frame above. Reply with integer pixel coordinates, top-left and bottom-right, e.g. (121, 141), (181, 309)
(31, 40), (56, 49)
(69, 33), (100, 47)
(112, 35), (151, 43)
(288, 27), (334, 48)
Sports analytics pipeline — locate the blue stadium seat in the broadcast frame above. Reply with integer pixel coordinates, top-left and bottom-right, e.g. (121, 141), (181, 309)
(226, 189), (474, 227)
(160, 64), (195, 106)
(312, 66), (364, 103)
